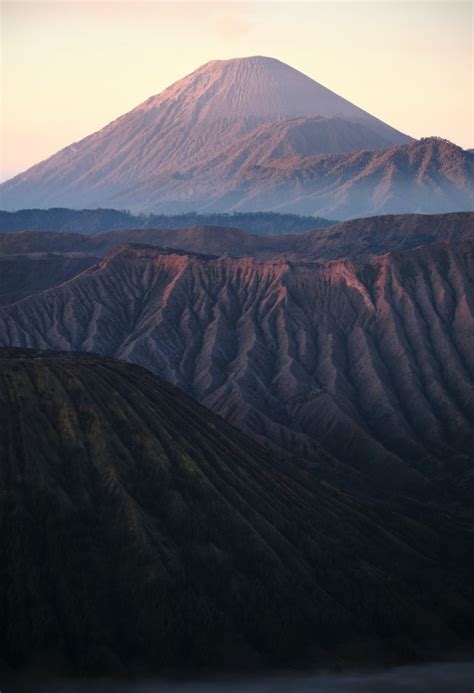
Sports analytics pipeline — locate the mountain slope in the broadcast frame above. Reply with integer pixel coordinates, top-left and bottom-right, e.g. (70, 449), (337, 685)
(1, 240), (472, 498)
(0, 56), (411, 212)
(161, 137), (473, 218)
(133, 56), (402, 125)
(1, 348), (474, 676)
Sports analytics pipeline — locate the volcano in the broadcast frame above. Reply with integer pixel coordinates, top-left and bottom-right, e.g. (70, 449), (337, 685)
(0, 56), (412, 213)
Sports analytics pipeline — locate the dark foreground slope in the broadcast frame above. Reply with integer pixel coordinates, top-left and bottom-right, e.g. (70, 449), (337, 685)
(1, 240), (472, 499)
(1, 349), (474, 677)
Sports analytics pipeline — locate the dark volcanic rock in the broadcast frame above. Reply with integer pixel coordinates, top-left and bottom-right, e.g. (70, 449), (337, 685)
(1, 349), (474, 676)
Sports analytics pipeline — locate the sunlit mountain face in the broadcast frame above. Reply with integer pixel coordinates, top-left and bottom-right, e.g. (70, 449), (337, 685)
(0, 55), (413, 212)
(2, 57), (472, 216)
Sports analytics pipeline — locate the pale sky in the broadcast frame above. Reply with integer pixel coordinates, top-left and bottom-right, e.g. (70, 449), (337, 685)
(1, 0), (472, 181)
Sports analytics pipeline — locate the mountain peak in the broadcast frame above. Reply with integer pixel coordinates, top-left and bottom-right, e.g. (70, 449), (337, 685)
(0, 55), (415, 211)
(199, 55), (287, 69)
(140, 54), (383, 122)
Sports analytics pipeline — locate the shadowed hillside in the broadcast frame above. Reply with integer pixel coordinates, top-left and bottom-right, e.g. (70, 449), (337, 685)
(1, 349), (474, 678)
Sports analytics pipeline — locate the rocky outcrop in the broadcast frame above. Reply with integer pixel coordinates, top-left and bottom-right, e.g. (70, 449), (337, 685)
(1, 239), (472, 498)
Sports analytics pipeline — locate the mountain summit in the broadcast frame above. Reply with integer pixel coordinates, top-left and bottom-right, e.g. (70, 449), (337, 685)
(137, 56), (406, 131)
(0, 56), (412, 212)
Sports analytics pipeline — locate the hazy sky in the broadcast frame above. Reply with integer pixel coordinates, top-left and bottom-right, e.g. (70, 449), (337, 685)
(1, 0), (472, 181)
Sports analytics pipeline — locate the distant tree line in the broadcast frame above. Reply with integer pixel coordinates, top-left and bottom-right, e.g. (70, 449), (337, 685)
(0, 208), (337, 237)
